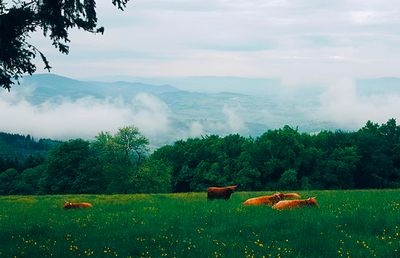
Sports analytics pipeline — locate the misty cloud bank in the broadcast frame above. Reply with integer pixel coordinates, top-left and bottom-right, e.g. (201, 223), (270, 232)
(316, 79), (400, 129)
(1, 79), (400, 146)
(0, 87), (249, 144)
(1, 90), (135, 140)
(186, 105), (248, 138)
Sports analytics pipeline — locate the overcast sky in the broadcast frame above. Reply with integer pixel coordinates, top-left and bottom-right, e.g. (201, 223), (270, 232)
(31, 0), (400, 85)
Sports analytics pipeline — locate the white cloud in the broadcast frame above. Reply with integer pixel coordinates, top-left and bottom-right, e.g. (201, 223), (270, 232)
(222, 105), (247, 133)
(189, 121), (205, 137)
(349, 11), (399, 25)
(182, 104), (248, 138)
(316, 79), (400, 128)
(0, 90), (171, 141)
(350, 11), (378, 25)
(130, 93), (171, 137)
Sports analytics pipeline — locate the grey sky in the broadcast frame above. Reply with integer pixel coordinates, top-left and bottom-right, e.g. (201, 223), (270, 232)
(31, 0), (400, 84)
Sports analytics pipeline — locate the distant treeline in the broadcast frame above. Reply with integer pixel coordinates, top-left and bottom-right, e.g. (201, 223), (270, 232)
(1, 119), (400, 195)
(0, 132), (60, 175)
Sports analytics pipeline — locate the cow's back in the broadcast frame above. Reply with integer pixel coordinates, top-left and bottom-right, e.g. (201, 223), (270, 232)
(207, 187), (233, 200)
(243, 196), (273, 206)
(272, 199), (318, 210)
(272, 200), (301, 210)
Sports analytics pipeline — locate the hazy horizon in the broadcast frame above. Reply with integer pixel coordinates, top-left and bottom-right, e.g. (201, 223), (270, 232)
(28, 0), (400, 86)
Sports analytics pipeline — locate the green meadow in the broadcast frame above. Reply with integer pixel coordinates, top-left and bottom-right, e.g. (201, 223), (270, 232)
(1, 190), (399, 258)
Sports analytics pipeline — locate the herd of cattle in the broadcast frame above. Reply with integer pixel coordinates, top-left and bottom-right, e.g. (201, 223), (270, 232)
(63, 184), (318, 210)
(207, 184), (319, 210)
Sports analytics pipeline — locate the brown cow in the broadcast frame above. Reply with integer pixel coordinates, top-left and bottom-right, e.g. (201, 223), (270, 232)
(64, 201), (93, 209)
(243, 192), (301, 206)
(272, 197), (319, 210)
(207, 184), (240, 200)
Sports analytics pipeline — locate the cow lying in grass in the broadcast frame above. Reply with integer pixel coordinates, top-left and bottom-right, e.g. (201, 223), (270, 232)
(207, 184), (240, 200)
(243, 192), (301, 206)
(272, 197), (319, 210)
(64, 201), (93, 209)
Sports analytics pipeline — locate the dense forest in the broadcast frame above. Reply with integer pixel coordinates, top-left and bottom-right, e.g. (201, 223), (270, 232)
(0, 133), (59, 178)
(1, 119), (400, 195)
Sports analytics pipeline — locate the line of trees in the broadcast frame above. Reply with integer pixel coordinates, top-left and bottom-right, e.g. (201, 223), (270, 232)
(0, 126), (171, 194)
(155, 119), (400, 192)
(1, 119), (400, 195)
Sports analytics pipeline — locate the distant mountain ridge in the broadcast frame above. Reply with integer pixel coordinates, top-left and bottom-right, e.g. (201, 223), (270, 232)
(22, 74), (181, 104)
(21, 74), (400, 101)
(84, 74), (400, 96)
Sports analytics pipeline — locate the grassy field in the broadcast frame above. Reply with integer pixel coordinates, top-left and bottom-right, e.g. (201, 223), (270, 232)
(0, 190), (399, 258)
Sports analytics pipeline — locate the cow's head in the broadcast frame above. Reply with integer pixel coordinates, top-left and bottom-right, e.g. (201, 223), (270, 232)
(64, 201), (72, 209)
(271, 192), (284, 203)
(306, 197), (319, 207)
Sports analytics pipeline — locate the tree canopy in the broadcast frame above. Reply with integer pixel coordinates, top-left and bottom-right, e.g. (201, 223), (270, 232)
(1, 120), (400, 194)
(0, 0), (130, 90)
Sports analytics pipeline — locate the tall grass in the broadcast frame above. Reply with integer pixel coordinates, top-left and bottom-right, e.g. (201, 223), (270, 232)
(0, 190), (399, 257)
